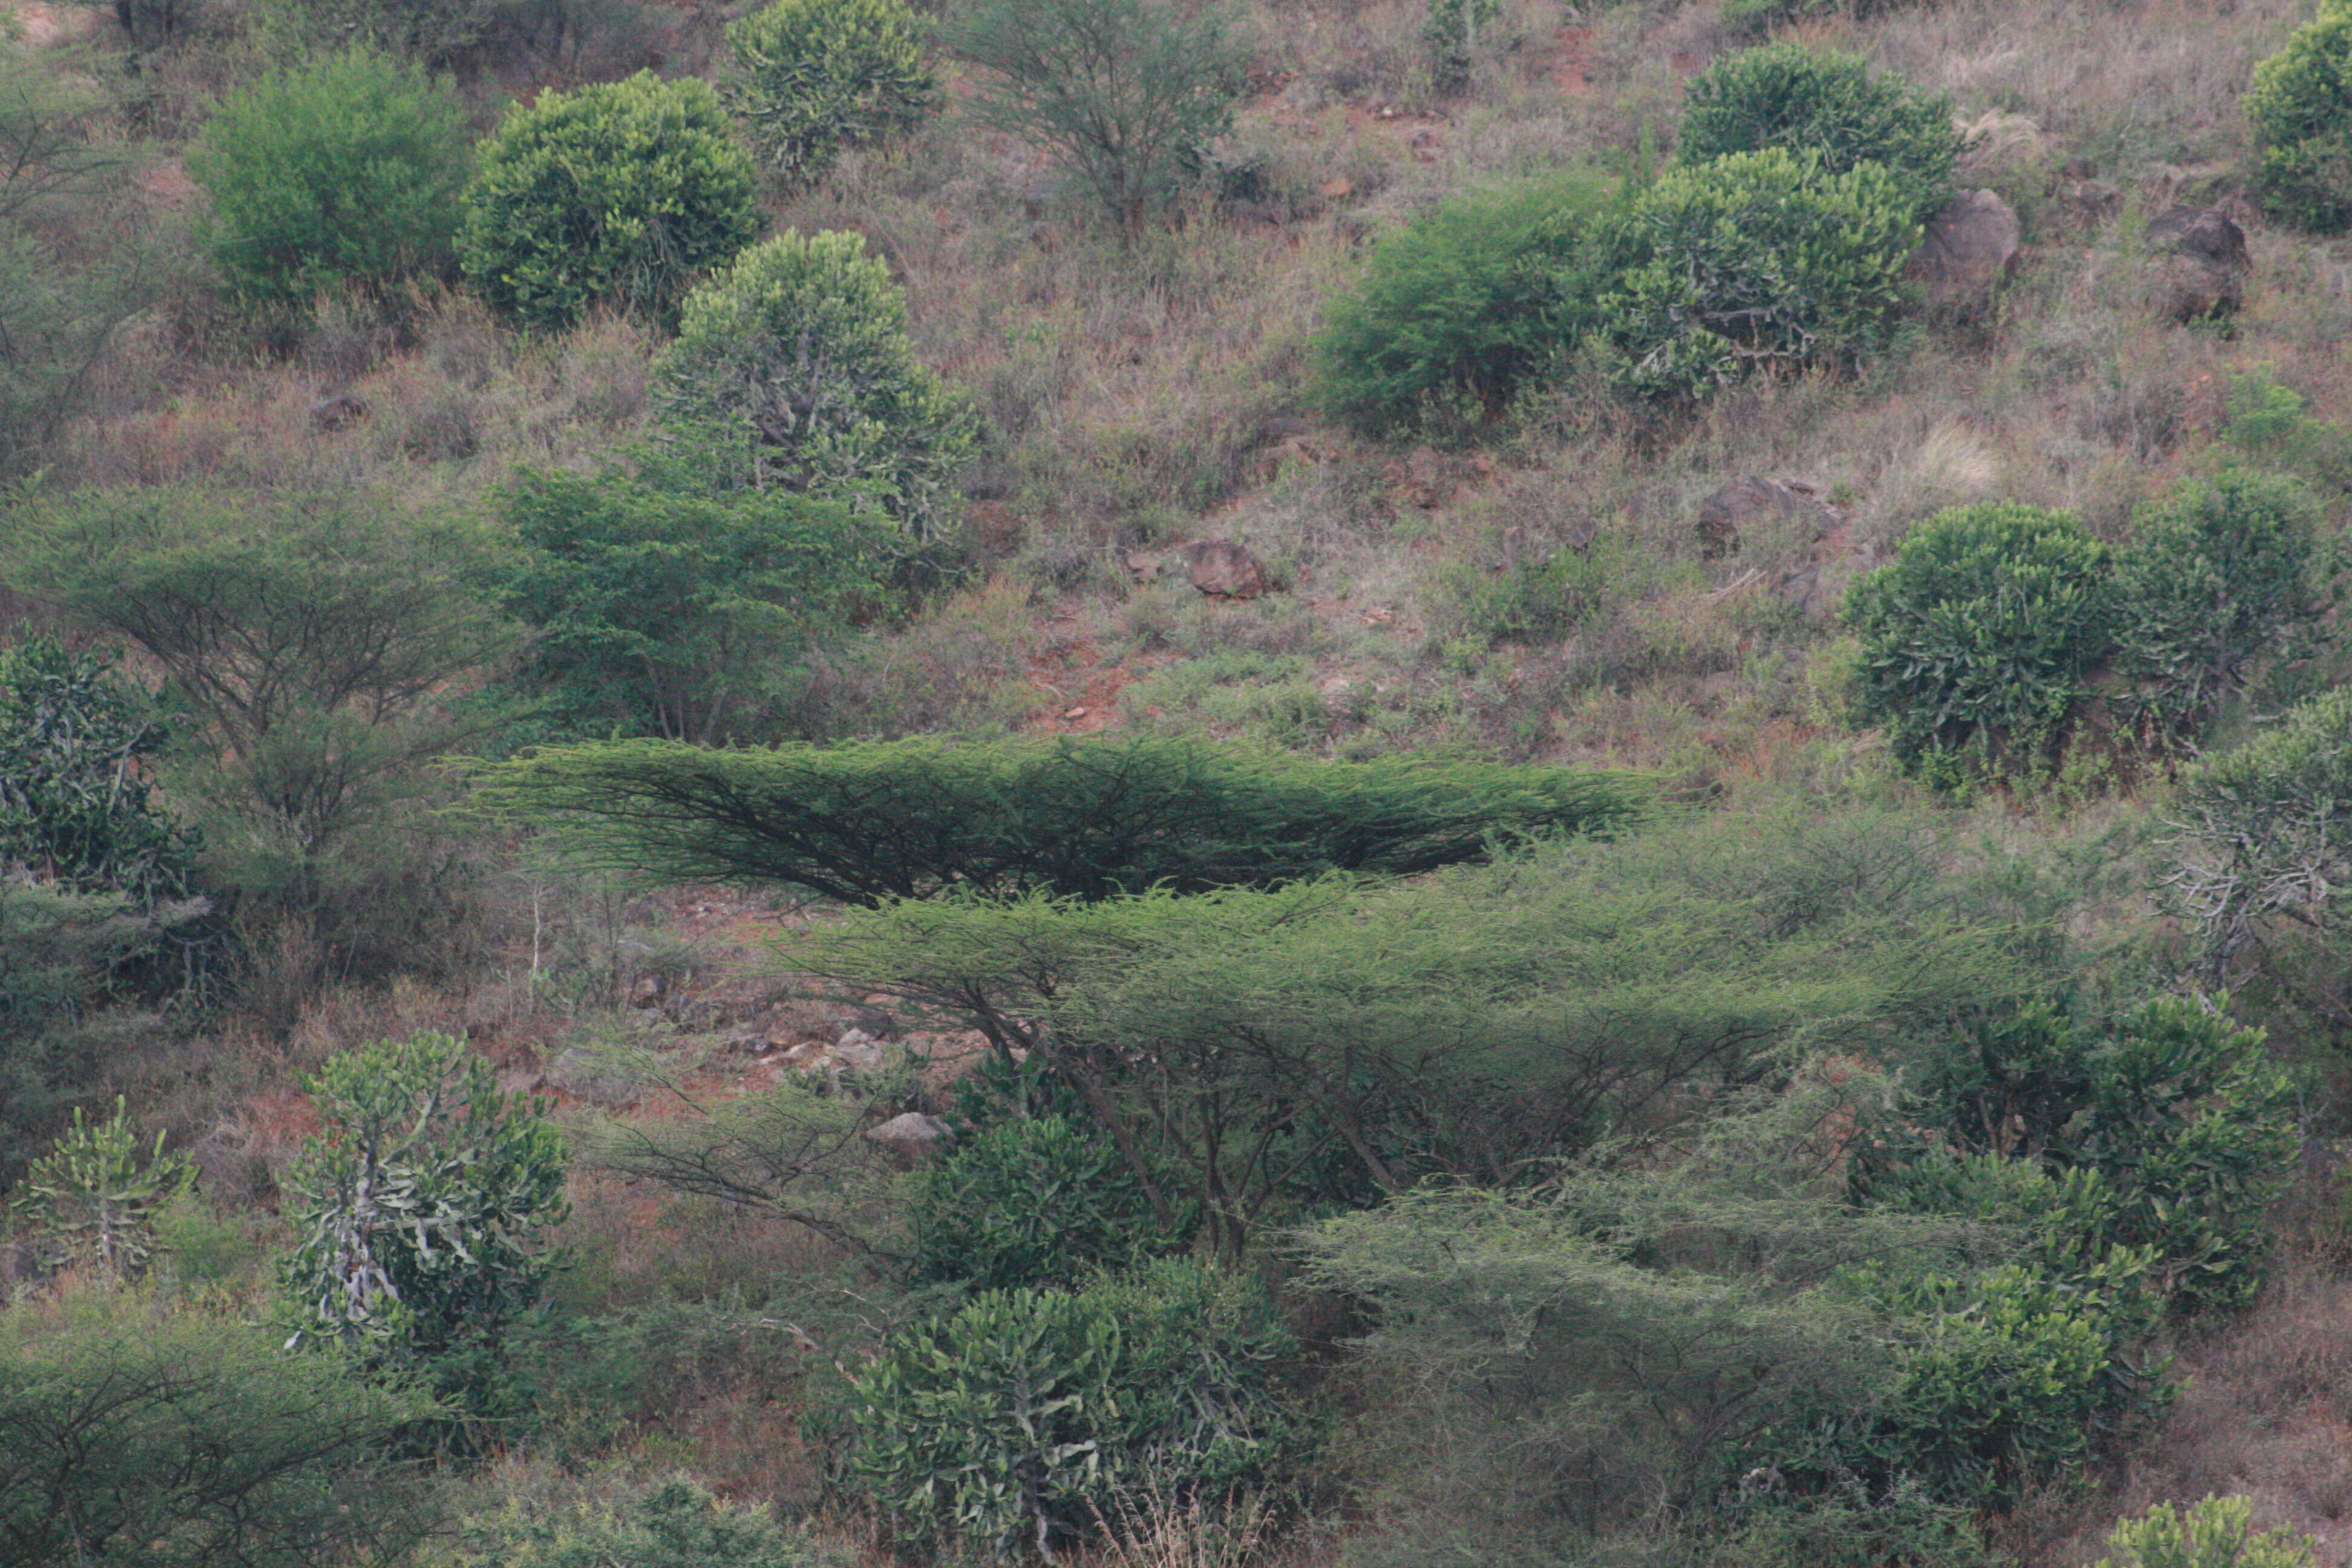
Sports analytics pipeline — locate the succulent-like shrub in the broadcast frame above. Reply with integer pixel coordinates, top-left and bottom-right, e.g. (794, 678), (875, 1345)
(186, 47), (471, 307)
(2112, 470), (2325, 740)
(724, 0), (939, 185)
(1606, 149), (1919, 397)
(457, 73), (761, 332)
(910, 1114), (1190, 1290)
(1676, 44), (1958, 221)
(1843, 503), (2113, 780)
(2247, 4), (2352, 234)
(2097, 1496), (2318, 1568)
(656, 229), (975, 539)
(1315, 173), (1626, 435)
(849, 1259), (1304, 1557)
(1424, 0), (1500, 91)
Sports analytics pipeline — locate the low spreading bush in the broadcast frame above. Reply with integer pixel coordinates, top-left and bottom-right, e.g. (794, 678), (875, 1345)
(2247, 3), (2352, 234)
(849, 1259), (1305, 1557)
(2097, 1495), (2317, 1568)
(186, 47), (471, 309)
(656, 230), (975, 540)
(1843, 503), (2113, 780)
(461, 1475), (841, 1568)
(1314, 173), (1626, 435)
(1606, 149), (1919, 397)
(1676, 44), (1958, 221)
(910, 1114), (1191, 1289)
(723, 0), (938, 185)
(458, 73), (762, 331)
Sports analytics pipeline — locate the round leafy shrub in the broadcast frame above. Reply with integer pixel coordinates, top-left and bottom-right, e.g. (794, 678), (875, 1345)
(457, 73), (762, 332)
(1676, 44), (1958, 221)
(2247, 4), (2352, 234)
(1842, 503), (2114, 780)
(2113, 470), (2325, 739)
(910, 1114), (1191, 1290)
(1605, 149), (1919, 397)
(849, 1259), (1306, 1557)
(2097, 1495), (2317, 1568)
(1424, 0), (1500, 91)
(462, 1475), (842, 1568)
(724, 0), (939, 185)
(1314, 172), (1627, 435)
(656, 229), (975, 538)
(185, 47), (471, 308)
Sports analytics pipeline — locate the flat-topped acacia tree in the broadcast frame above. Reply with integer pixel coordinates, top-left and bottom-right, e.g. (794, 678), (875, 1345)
(474, 734), (1647, 905)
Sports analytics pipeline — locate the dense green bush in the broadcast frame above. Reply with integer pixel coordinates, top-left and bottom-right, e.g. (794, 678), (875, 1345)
(462, 1475), (840, 1568)
(14, 1097), (194, 1273)
(0, 884), (165, 1186)
(911, 1114), (1190, 1289)
(283, 1032), (569, 1431)
(945, 0), (1247, 233)
(2112, 470), (2327, 740)
(185, 48), (470, 309)
(2247, 4), (2352, 234)
(497, 448), (893, 743)
(1676, 44), (1958, 221)
(477, 733), (1646, 904)
(1606, 149), (1919, 397)
(1423, 0), (1498, 91)
(724, 0), (939, 184)
(849, 1259), (1304, 1557)
(1, 1296), (435, 1568)
(457, 73), (762, 331)
(656, 231), (976, 540)
(1843, 503), (2114, 780)
(1313, 173), (1626, 436)
(2097, 1495), (2317, 1568)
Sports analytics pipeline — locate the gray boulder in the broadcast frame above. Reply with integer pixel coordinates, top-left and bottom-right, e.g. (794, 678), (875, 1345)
(1907, 189), (2020, 311)
(2145, 205), (2249, 321)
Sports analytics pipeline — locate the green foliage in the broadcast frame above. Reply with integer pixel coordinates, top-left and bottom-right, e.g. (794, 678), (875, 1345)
(1676, 44), (1958, 222)
(1606, 148), (1920, 397)
(1423, 0), (1498, 91)
(656, 231), (977, 540)
(0, 884), (165, 1188)
(1313, 173), (1626, 436)
(15, 1096), (194, 1273)
(1426, 534), (1618, 646)
(1714, 0), (1912, 34)
(477, 733), (1647, 904)
(496, 450), (894, 743)
(1843, 503), (2114, 780)
(912, 1114), (1191, 1289)
(1716, 1485), (2000, 1568)
(0, 636), (197, 902)
(185, 48), (471, 309)
(724, 0), (939, 185)
(462, 1475), (841, 1568)
(0, 1295), (436, 1568)
(944, 0), (1248, 233)
(2112, 471), (2327, 739)
(2247, 7), (2352, 234)
(849, 1259), (1305, 1557)
(458, 72), (762, 331)
(2098, 1496), (2318, 1568)
(283, 1031), (569, 1428)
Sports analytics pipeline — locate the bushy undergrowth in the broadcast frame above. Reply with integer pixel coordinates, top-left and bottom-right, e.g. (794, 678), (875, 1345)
(1676, 44), (1958, 221)
(723, 0), (938, 185)
(2248, 3), (2352, 234)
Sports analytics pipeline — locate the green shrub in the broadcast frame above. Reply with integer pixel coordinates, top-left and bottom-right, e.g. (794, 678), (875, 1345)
(656, 230), (976, 540)
(475, 733), (1647, 904)
(1676, 44), (1958, 221)
(1426, 535), (1618, 646)
(457, 73), (761, 331)
(0, 884), (166, 1187)
(186, 48), (470, 309)
(724, 0), (939, 185)
(2112, 470), (2327, 739)
(283, 1032), (569, 1431)
(849, 1259), (1305, 1557)
(945, 0), (1247, 234)
(496, 448), (894, 743)
(462, 1475), (840, 1568)
(14, 1097), (194, 1274)
(911, 1114), (1191, 1289)
(1843, 503), (2114, 780)
(1424, 0), (1499, 91)
(2247, 5), (2352, 234)
(1313, 173), (1626, 436)
(2097, 1495), (2317, 1568)
(1606, 149), (1919, 397)
(0, 1296), (436, 1568)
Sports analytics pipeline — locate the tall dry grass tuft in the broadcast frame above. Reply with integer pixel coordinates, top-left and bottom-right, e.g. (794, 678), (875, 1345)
(1085, 1485), (1285, 1568)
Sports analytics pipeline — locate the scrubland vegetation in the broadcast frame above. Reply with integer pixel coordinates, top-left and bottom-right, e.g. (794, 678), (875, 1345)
(5, 0), (2352, 1563)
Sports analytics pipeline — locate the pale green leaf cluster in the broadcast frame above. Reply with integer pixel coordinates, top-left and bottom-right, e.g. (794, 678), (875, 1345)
(724, 0), (939, 184)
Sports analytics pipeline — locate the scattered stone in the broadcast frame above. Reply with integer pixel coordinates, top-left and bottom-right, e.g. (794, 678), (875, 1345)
(1695, 476), (1838, 560)
(628, 972), (665, 1010)
(865, 1111), (955, 1165)
(2145, 204), (2249, 321)
(2060, 177), (2124, 226)
(1169, 539), (1271, 599)
(1906, 189), (2020, 311)
(831, 1027), (889, 1073)
(309, 393), (368, 431)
